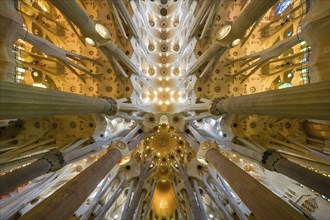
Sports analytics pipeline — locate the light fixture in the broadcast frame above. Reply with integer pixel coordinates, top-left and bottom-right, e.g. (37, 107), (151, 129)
(95, 23), (111, 39)
(231, 38), (241, 47)
(197, 156), (208, 165)
(119, 156), (130, 165)
(209, 214), (214, 218)
(217, 25), (231, 40)
(85, 37), (95, 46)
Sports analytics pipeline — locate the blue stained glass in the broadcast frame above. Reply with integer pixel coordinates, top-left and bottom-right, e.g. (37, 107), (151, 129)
(300, 57), (308, 63)
(275, 0), (291, 15)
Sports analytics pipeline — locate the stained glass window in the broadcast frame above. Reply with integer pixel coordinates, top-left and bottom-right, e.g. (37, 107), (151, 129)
(275, 0), (291, 15)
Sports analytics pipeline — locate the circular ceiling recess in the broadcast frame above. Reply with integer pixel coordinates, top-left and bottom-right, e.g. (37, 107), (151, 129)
(161, 0), (168, 5)
(160, 8), (167, 16)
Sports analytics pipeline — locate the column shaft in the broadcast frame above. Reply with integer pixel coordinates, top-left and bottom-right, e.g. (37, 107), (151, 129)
(0, 159), (50, 195)
(122, 177), (145, 219)
(0, 81), (115, 119)
(50, 0), (140, 74)
(206, 149), (307, 220)
(188, 44), (224, 74)
(219, 0), (278, 46)
(211, 81), (330, 120)
(192, 179), (207, 220)
(0, 149), (65, 195)
(49, 0), (94, 37)
(275, 158), (330, 198)
(181, 177), (204, 220)
(20, 148), (122, 220)
(232, 0), (278, 37)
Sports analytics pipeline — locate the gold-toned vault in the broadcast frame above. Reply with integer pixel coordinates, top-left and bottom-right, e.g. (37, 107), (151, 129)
(0, 0), (329, 220)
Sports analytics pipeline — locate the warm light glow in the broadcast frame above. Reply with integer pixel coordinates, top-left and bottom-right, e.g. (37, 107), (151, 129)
(217, 25), (231, 40)
(197, 157), (208, 165)
(85, 37), (95, 46)
(119, 156), (130, 165)
(95, 23), (111, 39)
(32, 83), (47, 88)
(231, 38), (241, 47)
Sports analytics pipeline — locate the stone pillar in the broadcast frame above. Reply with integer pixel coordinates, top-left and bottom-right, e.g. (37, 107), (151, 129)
(0, 81), (117, 119)
(50, 0), (141, 75)
(20, 147), (122, 219)
(49, 0), (103, 43)
(209, 81), (330, 120)
(96, 179), (126, 219)
(122, 179), (135, 213)
(134, 190), (146, 220)
(0, 149), (65, 195)
(300, 0), (330, 82)
(175, 159), (205, 220)
(141, 181), (156, 220)
(113, 0), (138, 37)
(200, 176), (232, 220)
(102, 43), (142, 75)
(188, 1), (214, 39)
(122, 158), (153, 220)
(192, 179), (207, 220)
(261, 150), (330, 198)
(0, 0), (23, 81)
(218, 0), (278, 47)
(172, 181), (185, 220)
(188, 44), (224, 75)
(205, 147), (307, 220)
(188, 0), (278, 75)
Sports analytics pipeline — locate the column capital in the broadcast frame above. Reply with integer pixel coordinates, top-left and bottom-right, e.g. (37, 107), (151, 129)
(108, 140), (129, 157)
(198, 140), (218, 164)
(261, 149), (286, 172)
(214, 24), (236, 47)
(41, 149), (66, 172)
(102, 97), (118, 116)
(209, 97), (225, 116)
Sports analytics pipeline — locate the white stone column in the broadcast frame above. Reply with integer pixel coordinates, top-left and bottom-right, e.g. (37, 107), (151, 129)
(210, 81), (330, 120)
(0, 81), (117, 119)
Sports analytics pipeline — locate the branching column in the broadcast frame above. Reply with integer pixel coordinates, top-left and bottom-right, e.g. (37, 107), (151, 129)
(222, 0), (278, 45)
(50, 0), (141, 74)
(20, 148), (122, 219)
(209, 81), (330, 120)
(205, 147), (307, 220)
(49, 0), (96, 39)
(175, 159), (206, 220)
(261, 150), (330, 198)
(188, 0), (278, 74)
(121, 158), (154, 220)
(0, 81), (117, 119)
